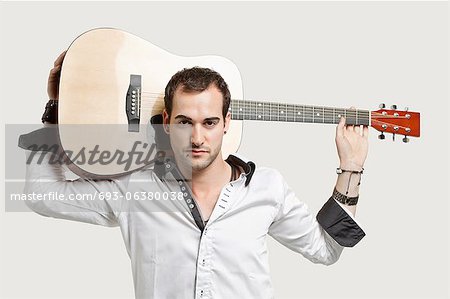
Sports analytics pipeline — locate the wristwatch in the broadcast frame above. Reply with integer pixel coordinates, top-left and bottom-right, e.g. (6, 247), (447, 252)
(332, 187), (359, 206)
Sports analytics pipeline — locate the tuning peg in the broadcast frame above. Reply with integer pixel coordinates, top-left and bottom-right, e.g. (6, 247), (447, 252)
(378, 132), (385, 140)
(391, 104), (397, 110)
(379, 103), (386, 109)
(402, 136), (410, 143)
(392, 133), (396, 141)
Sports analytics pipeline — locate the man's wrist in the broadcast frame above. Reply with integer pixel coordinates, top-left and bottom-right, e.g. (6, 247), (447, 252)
(339, 161), (364, 171)
(335, 163), (364, 199)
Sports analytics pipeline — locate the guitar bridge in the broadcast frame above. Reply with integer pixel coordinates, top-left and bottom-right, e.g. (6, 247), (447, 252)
(126, 74), (141, 132)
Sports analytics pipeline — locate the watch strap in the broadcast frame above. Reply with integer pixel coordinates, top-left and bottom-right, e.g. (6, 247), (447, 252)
(331, 187), (359, 206)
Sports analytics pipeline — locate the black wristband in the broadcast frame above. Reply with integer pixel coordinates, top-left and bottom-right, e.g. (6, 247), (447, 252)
(331, 187), (359, 206)
(41, 100), (58, 124)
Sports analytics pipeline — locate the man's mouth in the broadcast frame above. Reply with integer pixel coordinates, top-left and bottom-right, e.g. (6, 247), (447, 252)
(184, 149), (209, 155)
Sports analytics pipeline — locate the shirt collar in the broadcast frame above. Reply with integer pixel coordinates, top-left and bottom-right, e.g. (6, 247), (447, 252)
(154, 153), (256, 187)
(225, 154), (256, 187)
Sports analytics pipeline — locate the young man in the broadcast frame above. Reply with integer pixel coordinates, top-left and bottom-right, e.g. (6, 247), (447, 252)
(23, 51), (368, 298)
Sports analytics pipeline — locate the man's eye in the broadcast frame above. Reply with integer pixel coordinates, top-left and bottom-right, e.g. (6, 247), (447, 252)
(178, 120), (191, 125)
(204, 121), (217, 127)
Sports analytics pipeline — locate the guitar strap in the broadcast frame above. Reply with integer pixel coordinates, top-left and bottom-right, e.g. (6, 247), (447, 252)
(154, 153), (205, 232)
(154, 154), (256, 232)
(18, 126), (60, 153)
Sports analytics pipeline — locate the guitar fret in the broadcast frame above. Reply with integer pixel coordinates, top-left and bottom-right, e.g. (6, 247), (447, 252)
(302, 105), (305, 123)
(263, 102), (270, 121)
(276, 103), (280, 122)
(346, 108), (356, 125)
(270, 103), (277, 121)
(335, 108), (345, 123)
(324, 107), (334, 124)
(304, 106), (313, 123)
(256, 102), (262, 120)
(280, 103), (284, 121)
(312, 106), (324, 124)
(287, 104), (294, 122)
(280, 103), (287, 122)
(248, 101), (253, 120)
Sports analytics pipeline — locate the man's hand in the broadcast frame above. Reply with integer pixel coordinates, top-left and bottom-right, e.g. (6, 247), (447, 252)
(47, 51), (66, 100)
(335, 108), (369, 170)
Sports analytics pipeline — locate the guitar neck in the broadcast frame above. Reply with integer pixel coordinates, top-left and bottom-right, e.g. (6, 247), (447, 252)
(230, 99), (370, 126)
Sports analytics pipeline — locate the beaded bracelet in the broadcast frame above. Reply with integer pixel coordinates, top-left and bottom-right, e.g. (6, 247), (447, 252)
(334, 167), (364, 205)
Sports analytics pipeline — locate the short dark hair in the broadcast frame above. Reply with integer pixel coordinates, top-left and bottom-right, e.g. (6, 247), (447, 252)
(164, 67), (231, 119)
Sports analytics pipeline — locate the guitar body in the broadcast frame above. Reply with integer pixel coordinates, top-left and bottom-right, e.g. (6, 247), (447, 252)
(59, 28), (243, 177)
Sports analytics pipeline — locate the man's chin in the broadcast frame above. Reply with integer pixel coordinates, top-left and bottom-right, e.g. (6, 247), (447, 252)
(189, 159), (212, 172)
(178, 155), (211, 171)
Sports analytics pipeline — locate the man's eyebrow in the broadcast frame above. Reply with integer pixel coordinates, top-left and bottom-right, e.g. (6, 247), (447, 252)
(174, 115), (221, 122)
(174, 115), (192, 121)
(204, 117), (220, 122)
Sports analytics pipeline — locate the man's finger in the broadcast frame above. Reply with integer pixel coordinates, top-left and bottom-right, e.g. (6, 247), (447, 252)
(336, 116), (345, 138)
(54, 50), (67, 67)
(49, 65), (61, 77)
(345, 124), (354, 133)
(363, 126), (369, 138)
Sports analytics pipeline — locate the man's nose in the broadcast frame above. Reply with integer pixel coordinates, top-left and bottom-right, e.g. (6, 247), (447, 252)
(191, 124), (205, 146)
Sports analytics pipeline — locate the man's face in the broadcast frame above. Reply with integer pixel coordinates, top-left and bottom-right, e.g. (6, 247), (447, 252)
(163, 84), (230, 173)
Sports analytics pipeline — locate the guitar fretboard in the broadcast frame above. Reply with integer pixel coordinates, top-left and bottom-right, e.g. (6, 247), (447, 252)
(230, 99), (370, 126)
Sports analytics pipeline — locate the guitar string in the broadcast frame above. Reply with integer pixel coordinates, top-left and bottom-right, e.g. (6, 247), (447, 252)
(140, 91), (372, 113)
(140, 92), (406, 118)
(138, 107), (370, 122)
(137, 94), (371, 123)
(138, 95), (371, 114)
(137, 105), (370, 124)
(140, 92), (366, 108)
(133, 93), (419, 128)
(139, 97), (370, 112)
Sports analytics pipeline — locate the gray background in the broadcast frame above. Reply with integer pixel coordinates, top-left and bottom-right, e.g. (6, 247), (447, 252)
(1, 1), (448, 299)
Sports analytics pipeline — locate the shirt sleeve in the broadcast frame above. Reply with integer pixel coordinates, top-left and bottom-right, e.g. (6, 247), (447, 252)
(23, 149), (129, 227)
(316, 197), (366, 247)
(268, 175), (344, 266)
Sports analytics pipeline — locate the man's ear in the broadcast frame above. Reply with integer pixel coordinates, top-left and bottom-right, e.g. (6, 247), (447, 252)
(223, 111), (231, 133)
(162, 109), (170, 134)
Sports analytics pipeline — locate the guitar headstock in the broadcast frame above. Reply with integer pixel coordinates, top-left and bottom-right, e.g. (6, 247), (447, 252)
(371, 104), (420, 142)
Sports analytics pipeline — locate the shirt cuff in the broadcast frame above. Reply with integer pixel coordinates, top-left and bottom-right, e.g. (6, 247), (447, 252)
(316, 197), (366, 247)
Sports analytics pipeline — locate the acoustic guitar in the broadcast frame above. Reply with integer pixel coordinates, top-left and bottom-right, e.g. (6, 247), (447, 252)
(57, 28), (420, 178)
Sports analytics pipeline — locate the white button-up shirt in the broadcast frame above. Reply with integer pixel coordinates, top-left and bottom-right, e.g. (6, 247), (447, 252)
(24, 151), (345, 299)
